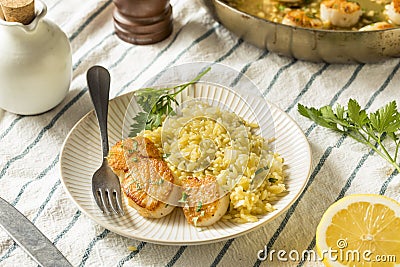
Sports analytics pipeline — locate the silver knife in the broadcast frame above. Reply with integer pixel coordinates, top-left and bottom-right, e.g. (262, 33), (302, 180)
(0, 197), (72, 267)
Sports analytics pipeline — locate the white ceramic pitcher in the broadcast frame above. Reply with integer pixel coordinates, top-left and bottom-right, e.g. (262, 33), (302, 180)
(0, 0), (72, 115)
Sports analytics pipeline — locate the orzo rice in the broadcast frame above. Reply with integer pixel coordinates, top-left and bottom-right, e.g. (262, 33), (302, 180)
(141, 101), (286, 223)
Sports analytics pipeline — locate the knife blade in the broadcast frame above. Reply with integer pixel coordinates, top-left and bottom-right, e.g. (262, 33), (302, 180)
(0, 197), (72, 267)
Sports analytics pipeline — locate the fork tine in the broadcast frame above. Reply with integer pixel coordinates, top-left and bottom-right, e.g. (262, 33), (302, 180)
(93, 189), (105, 213)
(115, 190), (124, 215)
(99, 189), (111, 214)
(107, 189), (119, 214)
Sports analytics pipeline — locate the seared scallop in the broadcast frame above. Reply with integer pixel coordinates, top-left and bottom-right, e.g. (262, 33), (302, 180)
(282, 10), (324, 28)
(181, 176), (229, 227)
(320, 0), (362, 27)
(386, 0), (400, 25)
(122, 157), (175, 218)
(107, 136), (160, 177)
(359, 21), (395, 31)
(108, 137), (175, 219)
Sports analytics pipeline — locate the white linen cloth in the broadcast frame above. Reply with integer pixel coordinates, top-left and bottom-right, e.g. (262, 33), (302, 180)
(0, 0), (399, 266)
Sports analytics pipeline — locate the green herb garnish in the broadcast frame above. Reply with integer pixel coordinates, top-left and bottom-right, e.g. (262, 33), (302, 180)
(268, 178), (278, 183)
(298, 99), (400, 173)
(162, 153), (171, 159)
(196, 201), (203, 212)
(129, 67), (211, 137)
(132, 140), (138, 150)
(178, 192), (189, 203)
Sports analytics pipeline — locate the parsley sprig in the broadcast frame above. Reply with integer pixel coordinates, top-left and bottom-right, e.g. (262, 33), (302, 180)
(298, 99), (400, 173)
(129, 67), (211, 137)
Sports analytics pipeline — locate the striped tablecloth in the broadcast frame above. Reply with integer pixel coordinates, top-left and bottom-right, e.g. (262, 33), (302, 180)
(0, 0), (399, 266)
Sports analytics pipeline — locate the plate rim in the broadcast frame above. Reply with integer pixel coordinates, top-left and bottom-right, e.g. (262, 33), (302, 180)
(59, 90), (312, 246)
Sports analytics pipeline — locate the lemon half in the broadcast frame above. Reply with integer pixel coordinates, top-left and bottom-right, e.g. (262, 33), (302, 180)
(316, 194), (400, 267)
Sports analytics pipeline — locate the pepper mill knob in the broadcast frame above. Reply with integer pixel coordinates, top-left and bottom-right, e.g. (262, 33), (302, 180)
(112, 0), (172, 45)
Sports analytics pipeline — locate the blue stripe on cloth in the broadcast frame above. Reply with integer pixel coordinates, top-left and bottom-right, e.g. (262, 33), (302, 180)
(230, 50), (269, 88)
(78, 229), (110, 267)
(365, 62), (400, 109)
(32, 180), (61, 223)
(0, 116), (23, 142)
(117, 23), (221, 95)
(0, 89), (87, 180)
(252, 60), (400, 267)
(216, 39), (244, 63)
(296, 237), (317, 267)
(114, 24), (188, 96)
(53, 210), (82, 245)
(141, 23), (221, 88)
(210, 239), (234, 267)
(165, 246), (187, 267)
(160, 36), (243, 88)
(380, 169), (399, 194)
(305, 64), (365, 136)
(0, 243), (17, 262)
(116, 242), (146, 267)
(11, 155), (59, 206)
(69, 0), (112, 42)
(285, 63), (330, 113)
(73, 32), (114, 70)
(262, 59), (297, 97)
(336, 149), (376, 201)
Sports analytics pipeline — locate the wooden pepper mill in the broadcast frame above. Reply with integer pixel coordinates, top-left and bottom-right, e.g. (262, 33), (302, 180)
(113, 0), (172, 45)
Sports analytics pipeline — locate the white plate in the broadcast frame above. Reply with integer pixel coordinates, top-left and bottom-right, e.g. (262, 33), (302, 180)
(60, 83), (312, 245)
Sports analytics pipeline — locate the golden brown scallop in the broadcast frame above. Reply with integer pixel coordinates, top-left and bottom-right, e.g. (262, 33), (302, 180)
(108, 137), (175, 218)
(181, 175), (230, 227)
(122, 157), (175, 218)
(282, 10), (324, 28)
(107, 136), (160, 177)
